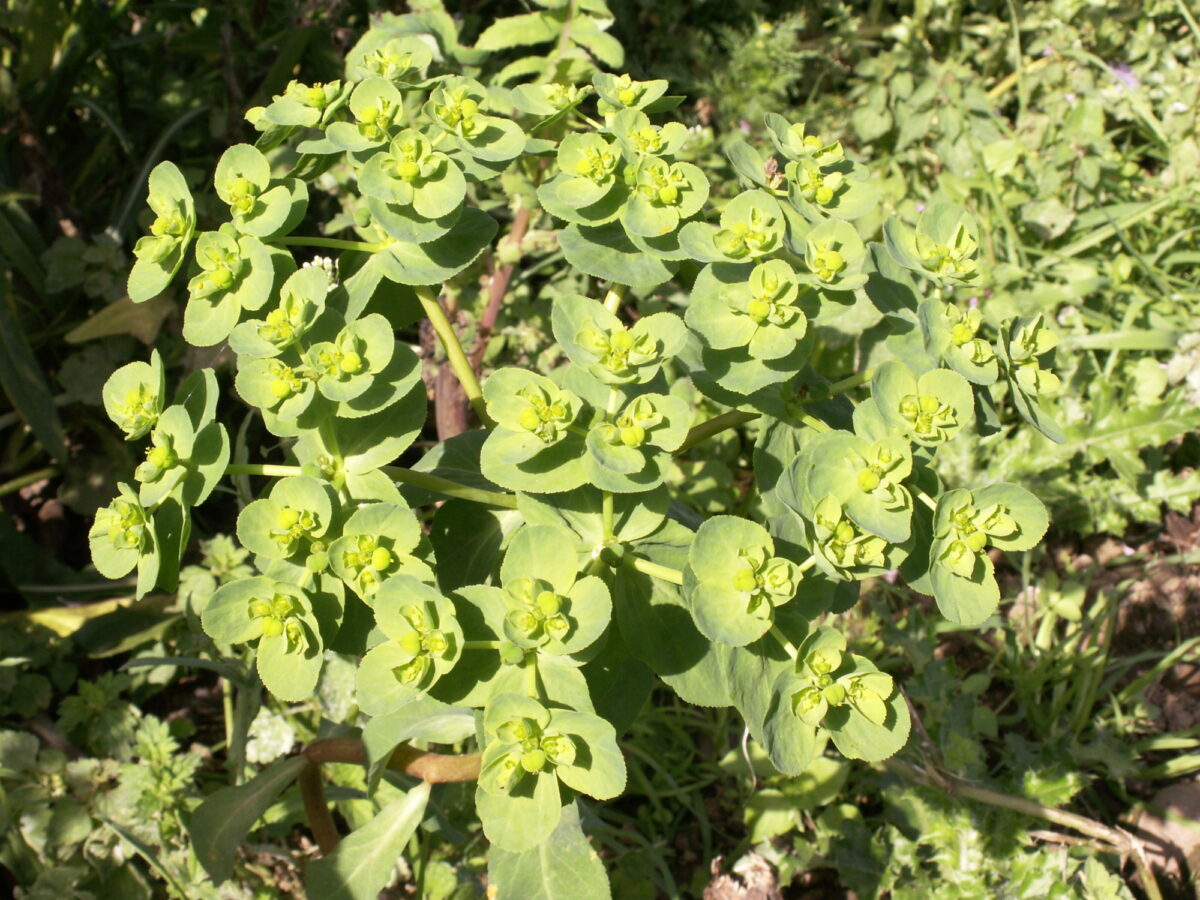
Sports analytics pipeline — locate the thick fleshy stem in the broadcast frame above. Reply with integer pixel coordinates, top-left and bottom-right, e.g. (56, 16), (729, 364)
(300, 738), (482, 856)
(415, 285), (495, 427)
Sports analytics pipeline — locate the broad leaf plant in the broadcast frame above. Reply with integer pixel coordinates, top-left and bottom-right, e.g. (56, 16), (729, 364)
(91, 6), (1055, 897)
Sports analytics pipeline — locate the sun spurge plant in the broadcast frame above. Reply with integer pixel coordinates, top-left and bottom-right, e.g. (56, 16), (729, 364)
(92, 7), (1055, 897)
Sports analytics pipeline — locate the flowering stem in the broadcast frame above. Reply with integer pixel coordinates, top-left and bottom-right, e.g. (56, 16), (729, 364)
(276, 236), (390, 253)
(915, 488), (939, 512)
(675, 410), (759, 455)
(826, 368), (874, 395)
(224, 463), (304, 478)
(464, 640), (502, 651)
(415, 285), (495, 427)
(382, 466), (518, 509)
(628, 555), (684, 585)
(603, 282), (627, 315)
(225, 463), (518, 509)
(602, 491), (615, 541)
(768, 625), (799, 660)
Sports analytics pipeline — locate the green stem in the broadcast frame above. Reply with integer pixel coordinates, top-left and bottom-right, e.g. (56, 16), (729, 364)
(224, 463), (304, 478)
(276, 236), (390, 253)
(827, 368), (874, 395)
(0, 466), (58, 498)
(676, 410), (759, 455)
(675, 372), (869, 455)
(603, 282), (627, 315)
(798, 556), (817, 574)
(224, 462), (518, 509)
(629, 555), (684, 585)
(464, 640), (502, 651)
(915, 488), (939, 512)
(602, 491), (615, 542)
(799, 413), (830, 433)
(526, 653), (539, 699)
(415, 285), (494, 427)
(0, 465), (57, 501)
(382, 466), (518, 509)
(769, 625), (798, 660)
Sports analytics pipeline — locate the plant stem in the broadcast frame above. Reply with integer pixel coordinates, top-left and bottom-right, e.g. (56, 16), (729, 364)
(826, 368), (874, 395)
(629, 555), (684, 585)
(915, 487), (939, 512)
(382, 465), (517, 509)
(463, 640), (502, 651)
(603, 282), (627, 315)
(675, 368), (877, 455)
(0, 466), (58, 497)
(769, 625), (798, 659)
(415, 285), (494, 427)
(676, 410), (759, 455)
(602, 491), (615, 541)
(223, 463), (304, 478)
(799, 413), (830, 433)
(224, 462), (518, 508)
(276, 235), (389, 253)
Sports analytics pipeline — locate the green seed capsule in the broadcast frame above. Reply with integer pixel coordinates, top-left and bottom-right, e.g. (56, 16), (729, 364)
(518, 407), (542, 431)
(520, 749), (546, 772)
(620, 425), (645, 448)
(277, 507), (301, 530)
(536, 591), (561, 616)
(371, 546), (393, 570)
(339, 351), (363, 375)
(965, 531), (988, 553)
(399, 631), (423, 656)
(857, 469), (881, 492)
(396, 160), (420, 181)
(732, 568), (758, 592)
(260, 618), (283, 637)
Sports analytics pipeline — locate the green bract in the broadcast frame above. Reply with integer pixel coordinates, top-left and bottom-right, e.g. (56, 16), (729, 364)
(128, 161), (196, 302)
(684, 516), (802, 646)
(102, 350), (166, 440)
(327, 502), (431, 601)
(919, 299), (999, 385)
(326, 77), (405, 152)
(477, 694), (625, 852)
(214, 144), (307, 239)
(885, 202), (981, 284)
(929, 484), (1048, 625)
(357, 576), (463, 715)
(553, 294), (687, 384)
(872, 361), (976, 447)
(183, 227), (275, 346)
(89, 483), (160, 597)
(201, 577), (325, 701)
(687, 259), (809, 360)
(229, 265), (328, 359)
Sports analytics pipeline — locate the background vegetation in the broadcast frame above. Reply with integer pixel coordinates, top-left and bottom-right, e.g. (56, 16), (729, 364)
(1, 0), (1197, 897)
